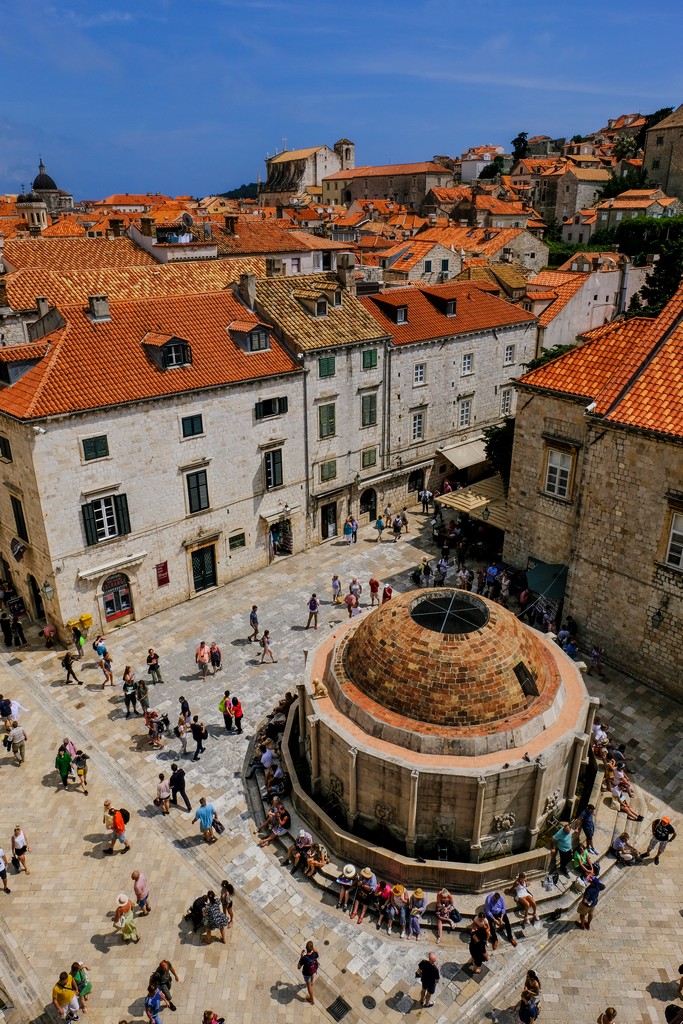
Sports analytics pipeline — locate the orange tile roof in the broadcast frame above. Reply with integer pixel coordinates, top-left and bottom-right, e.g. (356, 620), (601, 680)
(418, 225), (528, 257)
(428, 186), (472, 203)
(212, 218), (345, 255)
(361, 281), (535, 345)
(0, 291), (300, 420)
(97, 193), (173, 207)
(323, 162), (447, 181)
(518, 285), (683, 438)
(381, 239), (444, 271)
(41, 216), (88, 237)
(3, 236), (156, 271)
(524, 273), (586, 325)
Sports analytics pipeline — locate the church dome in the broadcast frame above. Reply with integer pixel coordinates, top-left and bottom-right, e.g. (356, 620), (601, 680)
(32, 161), (57, 192)
(341, 589), (561, 730)
(17, 189), (41, 205)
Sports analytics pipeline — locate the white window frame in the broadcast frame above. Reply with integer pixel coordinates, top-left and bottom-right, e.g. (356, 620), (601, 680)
(413, 362), (426, 386)
(545, 449), (572, 498)
(461, 352), (474, 376)
(411, 411), (424, 441)
(666, 511), (683, 569)
(458, 399), (472, 428)
(500, 388), (512, 416)
(504, 344), (515, 366)
(91, 496), (119, 541)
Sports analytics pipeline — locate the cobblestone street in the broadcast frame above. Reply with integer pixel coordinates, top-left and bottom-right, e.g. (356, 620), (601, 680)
(0, 508), (681, 1024)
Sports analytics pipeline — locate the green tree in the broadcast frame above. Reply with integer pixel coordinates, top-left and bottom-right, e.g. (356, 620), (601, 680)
(628, 236), (683, 317)
(510, 132), (529, 163)
(479, 155), (505, 179)
(613, 135), (637, 161)
(523, 344), (575, 372)
(221, 182), (258, 199)
(598, 167), (649, 200)
(482, 418), (516, 485)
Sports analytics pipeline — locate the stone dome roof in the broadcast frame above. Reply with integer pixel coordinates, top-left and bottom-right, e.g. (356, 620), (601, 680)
(33, 162), (57, 192)
(17, 189), (41, 205)
(342, 589), (560, 729)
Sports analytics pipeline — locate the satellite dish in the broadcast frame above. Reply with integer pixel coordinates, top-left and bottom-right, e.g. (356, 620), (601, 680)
(181, 212), (194, 228)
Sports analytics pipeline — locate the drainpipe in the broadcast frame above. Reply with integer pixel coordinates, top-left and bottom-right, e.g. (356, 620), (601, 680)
(470, 776), (487, 862)
(406, 769), (420, 856)
(347, 747), (358, 829)
(617, 258), (630, 314)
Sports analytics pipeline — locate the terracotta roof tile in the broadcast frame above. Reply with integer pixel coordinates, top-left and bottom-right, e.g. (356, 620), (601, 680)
(41, 216), (88, 237)
(3, 236), (156, 271)
(418, 225), (530, 258)
(323, 162), (447, 181)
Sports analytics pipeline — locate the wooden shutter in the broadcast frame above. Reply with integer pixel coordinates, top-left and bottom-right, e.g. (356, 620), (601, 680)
(255, 401), (264, 420)
(278, 396), (288, 414)
(81, 502), (98, 546)
(114, 493), (131, 536)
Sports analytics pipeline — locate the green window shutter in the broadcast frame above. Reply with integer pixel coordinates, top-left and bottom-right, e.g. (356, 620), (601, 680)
(114, 493), (131, 536)
(255, 401), (264, 420)
(81, 502), (98, 546)
(278, 396), (288, 414)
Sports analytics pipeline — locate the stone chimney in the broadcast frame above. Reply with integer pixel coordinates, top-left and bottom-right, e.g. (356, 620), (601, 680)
(336, 252), (356, 295)
(265, 258), (284, 278)
(239, 274), (257, 310)
(140, 217), (156, 238)
(428, 213), (437, 226)
(35, 296), (50, 318)
(109, 218), (124, 238)
(88, 295), (110, 321)
(224, 214), (238, 235)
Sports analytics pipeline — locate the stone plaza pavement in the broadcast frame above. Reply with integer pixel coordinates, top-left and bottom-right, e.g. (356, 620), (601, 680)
(0, 508), (681, 1024)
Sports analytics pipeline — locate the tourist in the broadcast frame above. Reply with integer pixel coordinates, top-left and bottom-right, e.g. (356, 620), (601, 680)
(343, 517), (353, 545)
(0, 846), (10, 893)
(343, 592), (357, 618)
(368, 576), (380, 606)
(298, 940), (319, 1005)
(349, 577), (362, 603)
(597, 1009), (617, 1024)
(573, 842), (594, 879)
(586, 645), (605, 677)
(551, 822), (574, 878)
(435, 888), (461, 943)
(420, 489), (432, 513)
(178, 695), (191, 724)
(195, 641), (211, 679)
(190, 716), (207, 761)
(467, 913), (490, 973)
(336, 863), (356, 911)
(52, 971), (81, 1021)
(11, 825), (30, 874)
(518, 990), (539, 1024)
(484, 890), (517, 948)
(381, 585), (393, 604)
(156, 773), (171, 815)
(62, 652), (81, 685)
(208, 641), (222, 674)
(230, 696), (243, 733)
(11, 615), (26, 647)
(401, 507), (409, 533)
(100, 651), (114, 688)
(131, 870), (151, 915)
(384, 502), (392, 521)
(577, 866), (605, 930)
(70, 962), (92, 1011)
(392, 514), (402, 542)
(407, 887), (427, 939)
(350, 866), (377, 925)
(73, 750), (89, 795)
(641, 816), (676, 865)
(218, 690), (233, 732)
(203, 890), (229, 944)
(105, 806), (130, 855)
(192, 797), (217, 844)
(611, 832), (639, 864)
(170, 764), (191, 811)
(113, 894), (139, 943)
(350, 515), (358, 543)
(416, 951), (440, 1008)
(331, 575), (342, 603)
(176, 716), (189, 756)
(286, 828), (313, 875)
(150, 961), (178, 1011)
(7, 720), (27, 765)
(122, 672), (138, 717)
(513, 873), (539, 925)
(255, 796), (281, 835)
(55, 745), (72, 790)
(259, 630), (277, 663)
(0, 615), (11, 648)
(304, 843), (328, 878)
(146, 648), (163, 684)
(524, 970), (541, 1007)
(384, 882), (408, 936)
(573, 803), (598, 855)
(248, 606), (259, 643)
(257, 802), (290, 846)
(374, 515), (385, 541)
(305, 594), (320, 630)
(372, 879), (392, 923)
(611, 783), (642, 821)
(137, 677), (150, 715)
(220, 880), (234, 928)
(144, 983), (169, 1023)
(188, 893), (209, 932)
(613, 762), (634, 797)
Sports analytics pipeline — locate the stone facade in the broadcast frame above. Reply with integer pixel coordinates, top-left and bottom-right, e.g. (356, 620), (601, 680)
(643, 104), (683, 202)
(260, 140), (354, 206)
(536, 166), (609, 223)
(322, 165), (451, 209)
(504, 389), (683, 699)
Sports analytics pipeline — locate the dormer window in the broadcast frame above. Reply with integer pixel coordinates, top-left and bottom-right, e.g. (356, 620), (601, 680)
(248, 327), (270, 352)
(333, 289), (342, 307)
(446, 300), (456, 317)
(396, 306), (408, 324)
(316, 299), (328, 317)
(163, 342), (192, 368)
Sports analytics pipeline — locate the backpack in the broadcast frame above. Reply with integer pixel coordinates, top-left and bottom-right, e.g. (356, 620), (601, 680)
(61, 656), (69, 668)
(0, 698), (12, 718)
(120, 808), (130, 825)
(259, 636), (266, 648)
(219, 697), (227, 713)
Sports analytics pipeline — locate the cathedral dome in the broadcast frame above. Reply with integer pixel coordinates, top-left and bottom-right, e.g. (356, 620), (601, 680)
(32, 161), (57, 192)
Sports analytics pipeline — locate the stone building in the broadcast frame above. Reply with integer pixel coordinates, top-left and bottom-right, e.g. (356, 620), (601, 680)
(417, 224), (549, 275)
(322, 163), (451, 209)
(504, 287), (683, 699)
(260, 140), (354, 206)
(286, 589), (593, 889)
(594, 188), (681, 233)
(643, 104), (683, 201)
(535, 164), (610, 223)
(29, 161), (73, 218)
(378, 238), (462, 284)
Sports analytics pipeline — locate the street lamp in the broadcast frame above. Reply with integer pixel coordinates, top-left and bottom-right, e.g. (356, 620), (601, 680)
(355, 473), (361, 487)
(481, 506), (491, 522)
(42, 581), (55, 600)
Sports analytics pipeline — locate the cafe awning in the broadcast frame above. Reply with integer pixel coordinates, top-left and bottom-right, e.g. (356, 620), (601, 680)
(435, 474), (509, 531)
(438, 436), (488, 470)
(259, 503), (301, 525)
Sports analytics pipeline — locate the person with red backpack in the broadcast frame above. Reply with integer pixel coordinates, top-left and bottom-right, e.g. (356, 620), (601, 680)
(105, 807), (130, 855)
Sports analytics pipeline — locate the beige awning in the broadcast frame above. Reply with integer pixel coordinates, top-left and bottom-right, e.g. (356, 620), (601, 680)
(259, 503), (301, 525)
(438, 437), (488, 469)
(436, 474), (509, 531)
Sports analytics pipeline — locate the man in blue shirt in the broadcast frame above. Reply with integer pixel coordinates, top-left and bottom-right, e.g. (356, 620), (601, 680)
(192, 797), (216, 844)
(483, 891), (517, 948)
(552, 822), (574, 877)
(573, 803), (598, 855)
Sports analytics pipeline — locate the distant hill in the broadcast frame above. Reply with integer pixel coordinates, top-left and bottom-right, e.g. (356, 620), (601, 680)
(220, 182), (258, 200)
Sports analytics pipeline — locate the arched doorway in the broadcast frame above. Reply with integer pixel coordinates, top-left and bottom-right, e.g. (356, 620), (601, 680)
(102, 572), (133, 623)
(27, 574), (45, 620)
(359, 488), (377, 520)
(407, 469), (424, 493)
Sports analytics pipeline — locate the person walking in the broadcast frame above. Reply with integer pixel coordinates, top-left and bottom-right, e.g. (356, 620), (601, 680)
(0, 614), (13, 648)
(331, 575), (342, 603)
(350, 515), (359, 543)
(518, 990), (539, 1024)
(11, 825), (30, 874)
(146, 649), (163, 684)
(392, 514), (402, 542)
(176, 716), (189, 756)
(144, 983), (169, 1023)
(11, 615), (26, 647)
(467, 913), (490, 974)
(230, 696), (243, 734)
(193, 797), (216, 844)
(156, 773), (171, 815)
(248, 606), (259, 643)
(70, 963), (92, 1012)
(401, 507), (409, 533)
(169, 764), (191, 811)
(209, 642), (222, 674)
(416, 951), (440, 1009)
(203, 890), (229, 944)
(178, 695), (191, 724)
(122, 672), (138, 718)
(113, 894), (139, 943)
(259, 630), (276, 664)
(190, 716), (207, 761)
(484, 890), (517, 948)
(0, 845), (11, 893)
(137, 677), (150, 715)
(219, 691), (233, 732)
(577, 867), (605, 930)
(298, 940), (319, 1004)
(368, 577), (380, 607)
(105, 807), (130, 855)
(55, 745), (72, 790)
(195, 641), (210, 679)
(100, 651), (114, 688)
(62, 652), (81, 685)
(551, 822), (574, 878)
(305, 594), (320, 630)
(220, 880), (235, 928)
(52, 971), (81, 1021)
(641, 816), (677, 865)
(7, 720), (27, 765)
(150, 961), (179, 1011)
(374, 515), (384, 542)
(131, 870), (151, 915)
(73, 750), (89, 795)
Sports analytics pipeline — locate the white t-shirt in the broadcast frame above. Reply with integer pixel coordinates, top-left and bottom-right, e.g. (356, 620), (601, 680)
(261, 748), (274, 768)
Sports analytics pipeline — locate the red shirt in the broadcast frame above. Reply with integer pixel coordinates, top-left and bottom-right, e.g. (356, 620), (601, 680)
(369, 578), (380, 593)
(112, 810), (125, 835)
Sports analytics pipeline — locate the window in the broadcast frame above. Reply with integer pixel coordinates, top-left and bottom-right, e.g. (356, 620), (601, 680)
(652, 159), (660, 170)
(186, 470), (209, 513)
(10, 495), (28, 542)
(315, 299), (328, 317)
(361, 393), (377, 427)
(441, 258), (449, 272)
(666, 512), (683, 569)
(264, 449), (283, 489)
(424, 259), (432, 273)
(255, 396), (288, 420)
(504, 344), (516, 366)
(446, 299), (456, 316)
(414, 362), (426, 385)
(461, 352), (474, 375)
(181, 415), (203, 438)
(362, 349), (378, 370)
(656, 135), (664, 146)
(332, 289), (342, 306)
(544, 449), (572, 498)
(81, 493), (130, 546)
(248, 327), (269, 352)
(163, 342), (192, 368)
(500, 388), (512, 416)
(412, 411), (424, 441)
(361, 447), (377, 468)
(290, 257), (301, 273)
(396, 306), (408, 324)
(318, 355), (335, 378)
(0, 436), (12, 461)
(319, 403), (336, 438)
(229, 532), (246, 551)
(459, 399), (472, 428)
(320, 459), (337, 482)
(81, 434), (109, 460)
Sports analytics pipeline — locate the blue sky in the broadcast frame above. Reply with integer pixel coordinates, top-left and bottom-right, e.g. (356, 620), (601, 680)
(1, 0), (681, 199)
